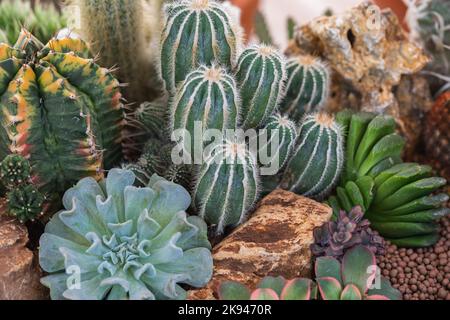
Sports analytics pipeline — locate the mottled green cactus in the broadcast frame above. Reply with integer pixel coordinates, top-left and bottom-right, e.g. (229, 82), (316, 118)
(160, 0), (242, 92)
(170, 65), (240, 155)
(74, 0), (157, 103)
(0, 0), (66, 45)
(39, 169), (213, 300)
(235, 45), (286, 129)
(280, 55), (330, 122)
(406, 0), (450, 94)
(280, 113), (344, 199)
(193, 138), (260, 234)
(0, 30), (125, 211)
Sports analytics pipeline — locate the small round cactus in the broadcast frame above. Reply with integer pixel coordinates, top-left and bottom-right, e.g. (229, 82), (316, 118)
(160, 0), (242, 92)
(170, 65), (240, 155)
(193, 138), (260, 234)
(0, 154), (31, 187)
(258, 113), (297, 172)
(235, 44), (286, 129)
(280, 55), (330, 122)
(7, 184), (45, 222)
(280, 113), (344, 199)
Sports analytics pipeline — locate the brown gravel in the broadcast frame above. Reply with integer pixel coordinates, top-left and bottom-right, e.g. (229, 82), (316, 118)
(377, 216), (450, 300)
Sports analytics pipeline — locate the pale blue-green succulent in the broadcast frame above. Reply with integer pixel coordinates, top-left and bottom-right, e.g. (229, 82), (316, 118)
(39, 169), (213, 300)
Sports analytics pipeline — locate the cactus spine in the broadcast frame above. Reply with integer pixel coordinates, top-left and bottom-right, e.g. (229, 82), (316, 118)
(280, 55), (330, 122)
(160, 0), (242, 92)
(193, 138), (260, 234)
(280, 113), (344, 199)
(235, 45), (286, 129)
(75, 0), (156, 103)
(170, 65), (240, 154)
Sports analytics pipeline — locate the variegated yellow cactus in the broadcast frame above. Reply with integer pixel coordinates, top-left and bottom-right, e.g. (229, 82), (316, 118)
(0, 29), (125, 219)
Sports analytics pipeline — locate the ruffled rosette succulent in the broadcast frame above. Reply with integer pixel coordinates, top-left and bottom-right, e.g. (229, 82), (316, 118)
(311, 206), (385, 261)
(39, 169), (213, 300)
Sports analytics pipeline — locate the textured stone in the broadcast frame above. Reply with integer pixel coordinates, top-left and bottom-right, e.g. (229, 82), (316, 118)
(287, 1), (429, 113)
(0, 210), (47, 300)
(188, 190), (332, 300)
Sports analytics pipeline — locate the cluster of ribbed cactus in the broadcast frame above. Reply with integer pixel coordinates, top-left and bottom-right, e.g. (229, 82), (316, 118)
(327, 111), (450, 247)
(0, 29), (125, 214)
(0, 0), (66, 45)
(406, 0), (450, 94)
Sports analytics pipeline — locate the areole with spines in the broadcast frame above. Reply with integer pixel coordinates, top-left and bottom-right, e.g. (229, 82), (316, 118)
(193, 138), (260, 234)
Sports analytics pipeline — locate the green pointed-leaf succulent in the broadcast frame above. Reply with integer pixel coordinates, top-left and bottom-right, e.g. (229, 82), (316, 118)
(39, 169), (213, 300)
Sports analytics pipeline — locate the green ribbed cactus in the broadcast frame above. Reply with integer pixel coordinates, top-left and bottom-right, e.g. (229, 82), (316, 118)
(0, 30), (125, 215)
(193, 138), (260, 234)
(280, 55), (330, 122)
(235, 45), (286, 129)
(74, 0), (157, 103)
(259, 113), (297, 195)
(280, 113), (344, 199)
(336, 111), (406, 184)
(160, 0), (242, 92)
(170, 65), (240, 155)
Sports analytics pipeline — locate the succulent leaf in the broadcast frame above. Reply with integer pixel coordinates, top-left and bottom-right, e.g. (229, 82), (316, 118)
(280, 278), (314, 300)
(257, 276), (287, 296)
(316, 277), (342, 300)
(250, 288), (279, 300)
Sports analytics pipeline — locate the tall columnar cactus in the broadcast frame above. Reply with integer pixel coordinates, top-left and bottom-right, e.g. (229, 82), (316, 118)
(160, 0), (242, 92)
(193, 138), (260, 234)
(235, 44), (286, 129)
(0, 30), (124, 211)
(74, 0), (156, 103)
(280, 113), (344, 199)
(406, 0), (450, 94)
(280, 55), (330, 122)
(170, 65), (240, 155)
